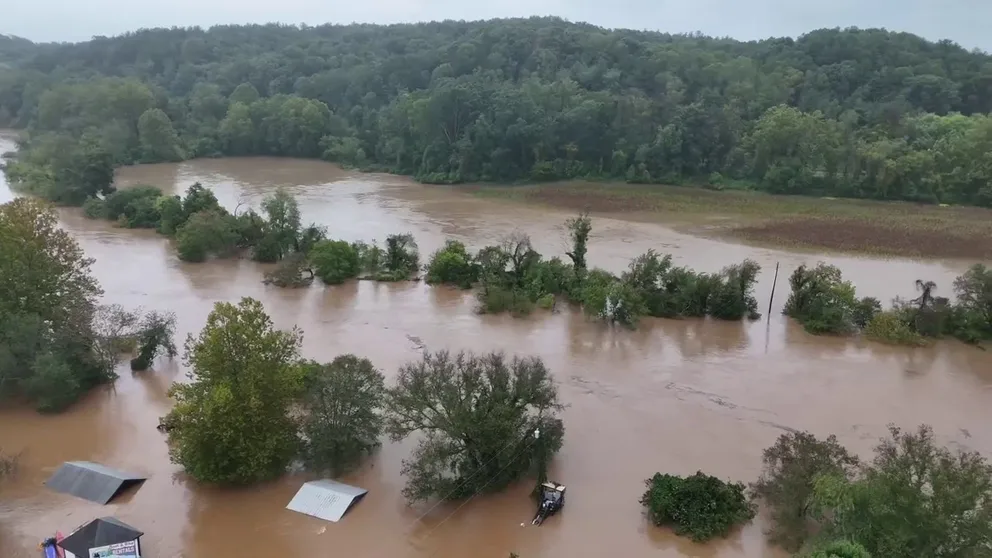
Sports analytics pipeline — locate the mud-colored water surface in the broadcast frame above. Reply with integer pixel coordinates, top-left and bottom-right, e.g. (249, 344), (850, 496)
(2, 133), (991, 558)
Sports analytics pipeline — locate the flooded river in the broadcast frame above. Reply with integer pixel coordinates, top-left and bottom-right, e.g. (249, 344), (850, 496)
(1, 132), (991, 558)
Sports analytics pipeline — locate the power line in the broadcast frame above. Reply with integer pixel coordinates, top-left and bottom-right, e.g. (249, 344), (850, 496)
(411, 430), (543, 557)
(402, 427), (537, 534)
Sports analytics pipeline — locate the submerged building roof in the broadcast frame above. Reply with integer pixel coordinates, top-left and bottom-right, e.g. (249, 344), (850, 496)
(286, 479), (368, 523)
(45, 461), (147, 505)
(58, 517), (143, 557)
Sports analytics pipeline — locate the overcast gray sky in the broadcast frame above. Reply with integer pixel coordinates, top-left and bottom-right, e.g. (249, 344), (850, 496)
(4, 0), (990, 51)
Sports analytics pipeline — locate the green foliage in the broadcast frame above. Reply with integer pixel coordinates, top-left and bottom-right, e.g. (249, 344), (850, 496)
(864, 311), (927, 347)
(640, 471), (757, 542)
(7, 21), (992, 208)
(951, 264), (992, 342)
(424, 240), (479, 288)
(175, 210), (239, 262)
(709, 259), (762, 321)
(378, 233), (420, 280)
(310, 239), (360, 284)
(384, 350), (564, 502)
(165, 298), (302, 485)
(0, 198), (113, 412)
(129, 312), (178, 371)
(299, 355), (385, 476)
(100, 185), (164, 228)
(155, 195), (184, 235)
(564, 212), (592, 274)
(784, 264), (862, 334)
(809, 424), (992, 558)
(750, 431), (861, 551)
(256, 187), (302, 262)
(801, 540), (871, 558)
(580, 268), (646, 327)
(137, 108), (184, 162)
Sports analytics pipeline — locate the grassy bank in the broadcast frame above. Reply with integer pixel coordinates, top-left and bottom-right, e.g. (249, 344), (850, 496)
(471, 183), (992, 259)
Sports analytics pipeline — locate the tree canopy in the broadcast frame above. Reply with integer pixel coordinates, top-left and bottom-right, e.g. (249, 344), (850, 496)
(0, 198), (108, 411)
(3, 19), (992, 206)
(165, 297), (303, 485)
(384, 350), (565, 502)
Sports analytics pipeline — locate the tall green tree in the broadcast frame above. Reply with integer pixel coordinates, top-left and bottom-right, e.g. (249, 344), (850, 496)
(165, 297), (302, 485)
(0, 198), (112, 411)
(810, 425), (992, 557)
(299, 355), (386, 476)
(385, 350), (565, 502)
(137, 108), (185, 162)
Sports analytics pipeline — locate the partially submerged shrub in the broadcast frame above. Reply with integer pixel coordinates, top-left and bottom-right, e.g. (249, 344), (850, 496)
(129, 311), (178, 371)
(784, 263), (862, 334)
(263, 252), (315, 288)
(425, 240), (479, 288)
(175, 210), (240, 262)
(864, 311), (927, 347)
(640, 471), (756, 542)
(310, 239), (360, 284)
(750, 431), (860, 551)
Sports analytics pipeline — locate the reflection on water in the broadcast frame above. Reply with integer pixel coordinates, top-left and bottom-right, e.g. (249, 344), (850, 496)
(1, 139), (991, 558)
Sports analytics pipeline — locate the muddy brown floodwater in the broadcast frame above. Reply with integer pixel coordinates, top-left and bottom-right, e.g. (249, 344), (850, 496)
(2, 131), (992, 558)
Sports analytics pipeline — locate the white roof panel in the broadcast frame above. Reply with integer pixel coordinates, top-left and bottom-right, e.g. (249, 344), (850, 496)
(286, 479), (368, 523)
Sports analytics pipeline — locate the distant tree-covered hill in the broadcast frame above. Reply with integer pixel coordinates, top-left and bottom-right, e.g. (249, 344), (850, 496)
(2, 17), (991, 206)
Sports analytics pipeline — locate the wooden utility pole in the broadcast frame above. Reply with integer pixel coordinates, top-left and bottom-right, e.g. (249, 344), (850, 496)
(767, 262), (780, 320)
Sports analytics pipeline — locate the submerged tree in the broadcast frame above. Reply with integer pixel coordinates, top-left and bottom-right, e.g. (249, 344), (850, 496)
(129, 311), (178, 371)
(255, 188), (302, 262)
(310, 239), (360, 284)
(0, 198), (113, 411)
(378, 233), (420, 280)
(385, 350), (565, 502)
(424, 240), (479, 288)
(784, 263), (878, 334)
(810, 424), (992, 557)
(564, 211), (592, 277)
(175, 209), (239, 262)
(750, 431), (861, 551)
(165, 298), (302, 485)
(263, 252), (315, 288)
(299, 355), (386, 476)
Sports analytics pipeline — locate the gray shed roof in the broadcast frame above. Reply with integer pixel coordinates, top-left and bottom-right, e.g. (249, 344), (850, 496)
(58, 517), (143, 557)
(286, 479), (368, 522)
(45, 461), (147, 505)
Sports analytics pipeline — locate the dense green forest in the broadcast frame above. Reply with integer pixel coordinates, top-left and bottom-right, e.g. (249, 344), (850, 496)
(2, 18), (992, 205)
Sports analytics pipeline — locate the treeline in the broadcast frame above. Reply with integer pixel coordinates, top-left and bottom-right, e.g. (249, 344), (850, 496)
(77, 183), (992, 345)
(80, 182), (327, 264)
(2, 19), (992, 205)
(0, 198), (177, 411)
(785, 262), (992, 345)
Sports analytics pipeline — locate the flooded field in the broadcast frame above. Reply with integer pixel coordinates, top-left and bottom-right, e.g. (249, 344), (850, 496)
(1, 133), (991, 558)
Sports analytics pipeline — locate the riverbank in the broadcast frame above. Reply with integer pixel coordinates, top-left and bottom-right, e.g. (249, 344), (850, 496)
(470, 183), (992, 260)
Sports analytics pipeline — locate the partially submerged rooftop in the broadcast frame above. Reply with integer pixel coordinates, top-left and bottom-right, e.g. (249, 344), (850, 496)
(286, 479), (368, 523)
(45, 461), (147, 505)
(58, 517), (143, 557)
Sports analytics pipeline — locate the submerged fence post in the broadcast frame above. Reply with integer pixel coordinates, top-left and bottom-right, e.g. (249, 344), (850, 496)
(767, 262), (780, 320)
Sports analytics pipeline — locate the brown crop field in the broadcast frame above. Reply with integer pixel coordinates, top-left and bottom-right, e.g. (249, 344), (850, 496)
(471, 183), (992, 259)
